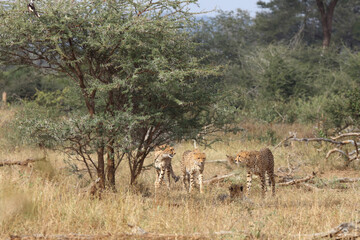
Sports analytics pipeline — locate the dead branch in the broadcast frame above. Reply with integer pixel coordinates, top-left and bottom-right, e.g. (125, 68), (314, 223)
(0, 158), (44, 167)
(273, 134), (294, 149)
(298, 221), (360, 239)
(331, 132), (360, 140)
(278, 173), (316, 186)
(337, 178), (360, 183)
(326, 148), (359, 167)
(326, 148), (349, 160)
(290, 137), (356, 145)
(203, 172), (238, 185)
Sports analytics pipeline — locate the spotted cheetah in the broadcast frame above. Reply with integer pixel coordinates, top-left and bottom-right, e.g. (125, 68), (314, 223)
(235, 148), (275, 197)
(181, 149), (206, 193)
(154, 144), (179, 192)
(216, 184), (245, 203)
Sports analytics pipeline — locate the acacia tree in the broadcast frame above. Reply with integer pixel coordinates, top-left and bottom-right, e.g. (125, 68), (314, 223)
(0, 0), (223, 188)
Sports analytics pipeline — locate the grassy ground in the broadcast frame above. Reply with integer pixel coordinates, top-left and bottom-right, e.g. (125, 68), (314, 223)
(1, 108), (360, 239)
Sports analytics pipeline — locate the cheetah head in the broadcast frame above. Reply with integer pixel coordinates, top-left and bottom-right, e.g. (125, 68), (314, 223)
(229, 184), (244, 199)
(234, 151), (251, 165)
(155, 144), (176, 159)
(193, 151), (206, 166)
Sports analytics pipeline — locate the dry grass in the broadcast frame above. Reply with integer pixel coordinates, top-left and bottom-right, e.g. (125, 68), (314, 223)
(1, 110), (360, 239)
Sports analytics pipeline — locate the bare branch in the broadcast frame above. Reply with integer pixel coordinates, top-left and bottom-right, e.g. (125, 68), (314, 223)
(273, 134), (295, 150)
(290, 137), (359, 146)
(278, 173), (316, 186)
(331, 132), (360, 140)
(326, 148), (349, 160)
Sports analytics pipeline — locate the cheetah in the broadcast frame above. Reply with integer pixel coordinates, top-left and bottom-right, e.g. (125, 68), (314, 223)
(154, 144), (179, 192)
(229, 183), (245, 200)
(181, 149), (206, 193)
(216, 184), (245, 203)
(235, 148), (275, 197)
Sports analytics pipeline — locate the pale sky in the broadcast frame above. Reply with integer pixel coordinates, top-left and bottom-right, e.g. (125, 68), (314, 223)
(189, 0), (270, 17)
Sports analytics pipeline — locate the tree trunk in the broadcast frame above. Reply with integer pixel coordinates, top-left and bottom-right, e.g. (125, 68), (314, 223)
(97, 146), (106, 189)
(316, 0), (339, 48)
(106, 140), (116, 191)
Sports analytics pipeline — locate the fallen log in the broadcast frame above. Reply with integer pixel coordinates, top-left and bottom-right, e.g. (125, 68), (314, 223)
(0, 158), (44, 167)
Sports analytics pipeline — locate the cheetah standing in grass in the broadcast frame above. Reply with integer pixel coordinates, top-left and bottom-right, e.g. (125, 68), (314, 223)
(235, 148), (275, 197)
(181, 149), (206, 193)
(154, 144), (179, 192)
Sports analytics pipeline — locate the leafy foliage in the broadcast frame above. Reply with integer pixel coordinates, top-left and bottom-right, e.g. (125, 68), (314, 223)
(0, 0), (230, 186)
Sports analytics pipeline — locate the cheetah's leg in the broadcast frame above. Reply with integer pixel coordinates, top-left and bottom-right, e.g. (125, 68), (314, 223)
(269, 171), (276, 196)
(189, 170), (196, 193)
(154, 168), (160, 190)
(155, 166), (165, 192)
(170, 164), (180, 182)
(246, 171), (252, 197)
(260, 174), (267, 197)
(265, 172), (270, 192)
(166, 167), (171, 190)
(198, 171), (204, 194)
(182, 170), (188, 191)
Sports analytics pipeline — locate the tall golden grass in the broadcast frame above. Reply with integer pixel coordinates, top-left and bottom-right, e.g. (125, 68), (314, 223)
(1, 108), (360, 239)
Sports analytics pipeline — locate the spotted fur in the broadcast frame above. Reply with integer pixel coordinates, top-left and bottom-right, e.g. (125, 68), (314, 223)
(154, 144), (179, 192)
(229, 184), (245, 200)
(181, 149), (206, 193)
(235, 148), (275, 197)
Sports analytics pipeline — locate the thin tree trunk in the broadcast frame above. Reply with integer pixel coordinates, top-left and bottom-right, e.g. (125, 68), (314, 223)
(106, 139), (116, 191)
(97, 146), (106, 189)
(316, 0), (339, 48)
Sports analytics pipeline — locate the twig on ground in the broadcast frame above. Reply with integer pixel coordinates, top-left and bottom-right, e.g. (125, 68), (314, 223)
(337, 178), (360, 183)
(0, 158), (45, 167)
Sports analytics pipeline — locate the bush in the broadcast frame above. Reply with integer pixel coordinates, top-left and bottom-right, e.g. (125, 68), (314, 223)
(0, 66), (68, 102)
